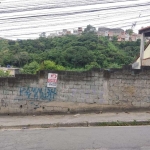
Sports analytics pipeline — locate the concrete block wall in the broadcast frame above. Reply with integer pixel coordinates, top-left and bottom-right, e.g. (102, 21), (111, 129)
(0, 69), (106, 114)
(41, 69), (106, 104)
(0, 74), (39, 114)
(0, 66), (150, 114)
(107, 66), (150, 107)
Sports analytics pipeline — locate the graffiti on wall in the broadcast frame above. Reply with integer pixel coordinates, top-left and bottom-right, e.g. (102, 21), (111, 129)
(19, 87), (57, 101)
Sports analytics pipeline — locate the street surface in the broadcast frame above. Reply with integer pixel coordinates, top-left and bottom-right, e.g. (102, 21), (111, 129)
(0, 126), (150, 150)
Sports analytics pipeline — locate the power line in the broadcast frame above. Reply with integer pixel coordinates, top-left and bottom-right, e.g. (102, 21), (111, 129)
(1, 0), (149, 40)
(0, 14), (149, 32)
(0, 0), (140, 10)
(1, 0), (140, 9)
(0, 1), (149, 14)
(1, 0), (102, 5)
(0, 7), (149, 25)
(0, 2), (149, 21)
(1, 0), (33, 4)
(1, 19), (149, 38)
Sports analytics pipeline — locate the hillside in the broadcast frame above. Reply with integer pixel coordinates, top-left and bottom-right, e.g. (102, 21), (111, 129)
(0, 31), (140, 74)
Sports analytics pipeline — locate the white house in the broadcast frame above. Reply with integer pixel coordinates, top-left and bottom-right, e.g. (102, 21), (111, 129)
(132, 26), (150, 69)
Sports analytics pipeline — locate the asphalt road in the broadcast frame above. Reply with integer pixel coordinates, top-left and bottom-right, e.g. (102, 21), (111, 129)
(0, 126), (150, 150)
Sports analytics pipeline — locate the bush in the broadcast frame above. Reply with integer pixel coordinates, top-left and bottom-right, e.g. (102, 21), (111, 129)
(0, 69), (10, 77)
(39, 60), (66, 71)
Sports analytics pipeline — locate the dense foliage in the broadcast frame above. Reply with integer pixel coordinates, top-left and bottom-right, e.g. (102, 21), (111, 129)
(0, 69), (10, 77)
(0, 26), (140, 74)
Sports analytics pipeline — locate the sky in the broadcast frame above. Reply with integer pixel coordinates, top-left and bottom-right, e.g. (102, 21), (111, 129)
(0, 0), (150, 40)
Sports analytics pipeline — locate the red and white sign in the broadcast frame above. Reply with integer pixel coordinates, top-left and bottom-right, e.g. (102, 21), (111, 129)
(47, 73), (58, 87)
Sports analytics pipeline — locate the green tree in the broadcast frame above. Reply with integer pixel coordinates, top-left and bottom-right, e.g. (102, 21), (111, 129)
(39, 60), (65, 71)
(22, 61), (40, 74)
(0, 25), (140, 72)
(64, 46), (95, 68)
(84, 25), (96, 33)
(0, 69), (10, 77)
(39, 32), (46, 38)
(125, 29), (133, 35)
(85, 62), (101, 70)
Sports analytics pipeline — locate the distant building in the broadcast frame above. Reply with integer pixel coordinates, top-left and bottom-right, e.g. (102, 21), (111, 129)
(62, 29), (68, 35)
(48, 33), (58, 38)
(73, 29), (78, 35)
(45, 26), (141, 41)
(117, 32), (129, 41)
(105, 31), (109, 36)
(98, 27), (125, 41)
(78, 27), (83, 34)
(110, 28), (124, 36)
(0, 67), (20, 76)
(98, 27), (109, 36)
(66, 31), (71, 35)
(57, 31), (64, 36)
(97, 27), (140, 42)
(98, 27), (124, 37)
(130, 33), (141, 41)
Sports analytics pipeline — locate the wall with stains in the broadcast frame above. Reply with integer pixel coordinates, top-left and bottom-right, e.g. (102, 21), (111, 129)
(0, 69), (105, 114)
(107, 66), (150, 107)
(0, 66), (150, 115)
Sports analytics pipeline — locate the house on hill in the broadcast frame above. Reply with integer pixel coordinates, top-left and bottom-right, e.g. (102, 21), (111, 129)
(97, 27), (140, 41)
(97, 27), (124, 37)
(132, 26), (150, 69)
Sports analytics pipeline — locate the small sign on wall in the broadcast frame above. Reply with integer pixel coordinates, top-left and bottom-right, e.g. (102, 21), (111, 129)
(47, 73), (58, 87)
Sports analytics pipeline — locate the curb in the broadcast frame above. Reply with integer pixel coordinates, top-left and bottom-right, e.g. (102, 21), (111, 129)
(1, 120), (150, 130)
(0, 106), (150, 116)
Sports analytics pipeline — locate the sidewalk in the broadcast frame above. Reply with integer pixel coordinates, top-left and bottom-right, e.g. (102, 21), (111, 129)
(0, 112), (150, 129)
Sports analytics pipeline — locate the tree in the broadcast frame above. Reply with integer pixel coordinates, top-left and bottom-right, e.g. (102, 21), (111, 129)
(125, 29), (133, 35)
(22, 61), (40, 74)
(0, 25), (140, 72)
(112, 36), (118, 42)
(12, 52), (30, 67)
(84, 25), (96, 33)
(64, 46), (95, 68)
(85, 62), (100, 70)
(39, 60), (65, 71)
(39, 32), (46, 38)
(0, 69), (10, 77)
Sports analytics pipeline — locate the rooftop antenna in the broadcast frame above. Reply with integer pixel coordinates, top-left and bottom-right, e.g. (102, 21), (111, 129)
(131, 22), (137, 29)
(131, 13), (141, 30)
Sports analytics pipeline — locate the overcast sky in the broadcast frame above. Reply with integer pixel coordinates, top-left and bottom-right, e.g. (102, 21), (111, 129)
(0, 0), (150, 40)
